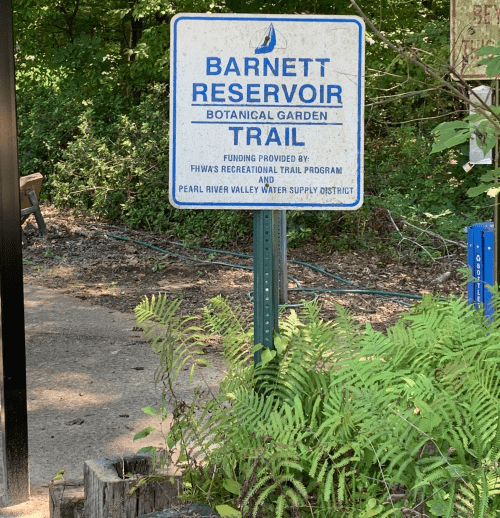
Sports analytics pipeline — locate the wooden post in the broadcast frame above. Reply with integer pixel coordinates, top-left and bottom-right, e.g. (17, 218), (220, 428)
(49, 479), (84, 518)
(83, 453), (181, 518)
(0, 0), (30, 506)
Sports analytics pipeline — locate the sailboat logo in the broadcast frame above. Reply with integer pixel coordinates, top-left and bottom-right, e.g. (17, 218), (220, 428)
(250, 23), (287, 54)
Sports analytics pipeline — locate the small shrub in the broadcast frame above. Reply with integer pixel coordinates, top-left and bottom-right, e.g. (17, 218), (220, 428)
(48, 85), (169, 225)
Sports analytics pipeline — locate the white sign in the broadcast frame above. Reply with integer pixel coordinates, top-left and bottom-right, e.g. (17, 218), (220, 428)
(170, 14), (364, 210)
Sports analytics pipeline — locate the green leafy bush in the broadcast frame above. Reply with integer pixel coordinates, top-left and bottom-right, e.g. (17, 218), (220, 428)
(17, 82), (83, 180)
(287, 121), (489, 253)
(367, 125), (491, 239)
(135, 292), (500, 517)
(47, 85), (170, 225)
(20, 81), (251, 245)
(168, 210), (253, 248)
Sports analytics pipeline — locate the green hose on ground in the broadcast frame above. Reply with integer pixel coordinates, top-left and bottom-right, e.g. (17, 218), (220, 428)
(102, 228), (437, 307)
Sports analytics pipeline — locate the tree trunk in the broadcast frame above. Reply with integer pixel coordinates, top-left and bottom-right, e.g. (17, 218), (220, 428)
(83, 453), (181, 518)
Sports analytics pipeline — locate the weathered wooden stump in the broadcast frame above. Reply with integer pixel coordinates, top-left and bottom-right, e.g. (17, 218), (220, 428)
(83, 453), (181, 518)
(138, 503), (220, 517)
(49, 478), (85, 518)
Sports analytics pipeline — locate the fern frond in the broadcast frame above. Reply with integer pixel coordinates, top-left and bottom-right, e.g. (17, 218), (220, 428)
(490, 413), (500, 460)
(137, 290), (500, 518)
(241, 474), (273, 508)
(135, 295), (206, 385)
(474, 471), (489, 518)
(251, 483), (279, 517)
(284, 485), (304, 507)
(275, 494), (286, 518)
(329, 302), (364, 352)
(323, 466), (336, 502)
(202, 294), (249, 336)
(202, 296), (253, 374)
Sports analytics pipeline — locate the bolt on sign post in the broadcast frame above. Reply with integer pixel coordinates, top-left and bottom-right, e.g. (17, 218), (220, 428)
(451, 0), (500, 286)
(170, 14), (365, 364)
(0, 0), (30, 506)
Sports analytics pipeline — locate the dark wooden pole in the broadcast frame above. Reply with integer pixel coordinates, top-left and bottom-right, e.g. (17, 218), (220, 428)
(0, 0), (30, 505)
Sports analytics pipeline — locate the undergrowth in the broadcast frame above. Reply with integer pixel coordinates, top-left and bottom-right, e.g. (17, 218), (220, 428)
(18, 80), (489, 253)
(134, 292), (500, 517)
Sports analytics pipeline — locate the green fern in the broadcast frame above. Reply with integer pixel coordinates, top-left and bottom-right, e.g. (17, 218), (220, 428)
(135, 294), (208, 384)
(136, 291), (500, 517)
(133, 294), (210, 472)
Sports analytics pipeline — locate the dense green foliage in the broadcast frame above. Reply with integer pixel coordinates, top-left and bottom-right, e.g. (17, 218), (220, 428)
(431, 42), (500, 202)
(13, 0), (492, 251)
(135, 293), (500, 517)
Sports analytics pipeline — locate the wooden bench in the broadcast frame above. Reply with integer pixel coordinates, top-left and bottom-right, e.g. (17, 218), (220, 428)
(20, 173), (47, 244)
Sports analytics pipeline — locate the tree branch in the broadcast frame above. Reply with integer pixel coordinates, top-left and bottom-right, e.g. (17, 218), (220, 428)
(350, 0), (500, 131)
(366, 87), (440, 107)
(400, 218), (467, 249)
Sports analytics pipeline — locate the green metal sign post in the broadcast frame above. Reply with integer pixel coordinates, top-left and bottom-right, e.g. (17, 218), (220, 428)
(170, 14), (365, 367)
(253, 211), (279, 365)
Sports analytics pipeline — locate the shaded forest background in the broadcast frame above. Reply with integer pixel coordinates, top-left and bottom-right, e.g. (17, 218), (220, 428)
(14, 0), (489, 257)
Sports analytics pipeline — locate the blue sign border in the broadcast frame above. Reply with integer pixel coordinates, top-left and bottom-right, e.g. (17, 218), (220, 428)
(170, 14), (364, 209)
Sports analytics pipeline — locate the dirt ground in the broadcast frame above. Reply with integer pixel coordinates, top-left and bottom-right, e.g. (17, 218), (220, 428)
(4, 204), (468, 518)
(22, 204), (467, 332)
